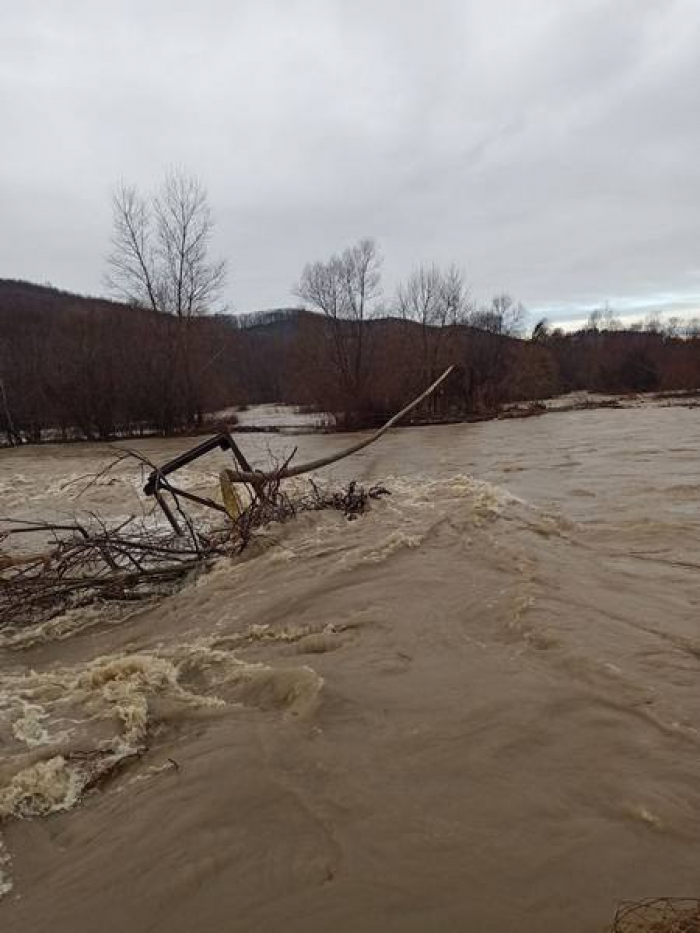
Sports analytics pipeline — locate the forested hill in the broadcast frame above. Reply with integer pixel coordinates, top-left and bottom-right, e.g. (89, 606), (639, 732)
(1, 278), (699, 445)
(0, 279), (130, 316)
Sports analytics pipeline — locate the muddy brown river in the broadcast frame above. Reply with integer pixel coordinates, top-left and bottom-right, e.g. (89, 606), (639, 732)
(1, 405), (699, 932)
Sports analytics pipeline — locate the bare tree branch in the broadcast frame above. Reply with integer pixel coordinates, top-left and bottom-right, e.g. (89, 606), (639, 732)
(222, 365), (454, 484)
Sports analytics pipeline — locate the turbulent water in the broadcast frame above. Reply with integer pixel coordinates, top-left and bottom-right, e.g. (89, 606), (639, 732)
(0, 405), (699, 932)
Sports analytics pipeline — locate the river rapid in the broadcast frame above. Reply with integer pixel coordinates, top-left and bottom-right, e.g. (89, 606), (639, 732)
(0, 405), (699, 932)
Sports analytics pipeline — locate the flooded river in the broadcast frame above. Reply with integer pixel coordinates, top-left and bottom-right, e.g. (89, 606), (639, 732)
(1, 405), (699, 931)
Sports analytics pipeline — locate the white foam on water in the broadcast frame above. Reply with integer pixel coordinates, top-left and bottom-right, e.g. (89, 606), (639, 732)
(0, 756), (88, 820)
(0, 602), (148, 650)
(124, 762), (176, 787)
(0, 644), (323, 819)
(623, 803), (663, 830)
(0, 835), (12, 899)
(371, 474), (524, 535)
(314, 473), (524, 571)
(0, 639), (323, 899)
(11, 699), (70, 748)
(357, 529), (425, 564)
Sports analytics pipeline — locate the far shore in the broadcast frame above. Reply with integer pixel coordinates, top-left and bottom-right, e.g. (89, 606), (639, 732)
(2, 388), (699, 450)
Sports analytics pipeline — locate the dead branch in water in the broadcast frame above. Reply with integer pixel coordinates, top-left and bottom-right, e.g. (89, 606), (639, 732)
(0, 475), (389, 632)
(1, 370), (447, 631)
(137, 367), (449, 534)
(220, 365), (454, 484)
(0, 513), (216, 631)
(611, 898), (700, 932)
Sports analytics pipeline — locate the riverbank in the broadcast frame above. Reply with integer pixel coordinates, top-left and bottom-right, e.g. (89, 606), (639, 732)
(2, 388), (699, 449)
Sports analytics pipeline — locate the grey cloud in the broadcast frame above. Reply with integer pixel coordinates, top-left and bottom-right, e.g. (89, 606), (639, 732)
(1, 0), (699, 323)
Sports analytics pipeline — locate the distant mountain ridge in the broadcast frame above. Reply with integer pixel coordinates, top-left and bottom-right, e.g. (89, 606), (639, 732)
(0, 279), (306, 330)
(0, 278), (128, 314)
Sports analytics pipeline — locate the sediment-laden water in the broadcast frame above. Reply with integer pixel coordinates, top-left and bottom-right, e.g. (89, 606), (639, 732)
(0, 405), (699, 932)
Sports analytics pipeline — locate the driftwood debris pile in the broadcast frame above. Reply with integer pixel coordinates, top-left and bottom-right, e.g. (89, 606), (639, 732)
(0, 478), (389, 632)
(0, 513), (224, 631)
(0, 368), (452, 632)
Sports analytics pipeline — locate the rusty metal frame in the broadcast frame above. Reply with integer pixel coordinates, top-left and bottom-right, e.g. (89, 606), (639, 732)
(143, 431), (255, 534)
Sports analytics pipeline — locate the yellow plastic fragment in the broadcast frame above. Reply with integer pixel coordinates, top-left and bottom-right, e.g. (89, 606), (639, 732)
(219, 469), (242, 519)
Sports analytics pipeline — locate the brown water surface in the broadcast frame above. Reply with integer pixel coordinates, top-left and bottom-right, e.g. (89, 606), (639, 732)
(0, 407), (699, 931)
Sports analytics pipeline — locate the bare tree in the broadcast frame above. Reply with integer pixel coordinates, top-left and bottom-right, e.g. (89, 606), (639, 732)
(106, 169), (226, 319)
(396, 263), (470, 328)
(395, 263), (470, 394)
(685, 317), (700, 338)
(531, 317), (551, 342)
(587, 302), (620, 332)
(644, 312), (663, 334)
(295, 238), (382, 399)
(396, 264), (442, 329)
(440, 265), (472, 328)
(665, 316), (682, 338)
(472, 294), (526, 336)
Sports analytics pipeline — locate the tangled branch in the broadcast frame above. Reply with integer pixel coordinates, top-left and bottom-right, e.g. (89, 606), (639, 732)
(0, 459), (390, 633)
(612, 898), (700, 932)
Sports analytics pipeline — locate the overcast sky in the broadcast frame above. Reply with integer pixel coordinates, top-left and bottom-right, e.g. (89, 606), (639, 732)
(2, 0), (700, 326)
